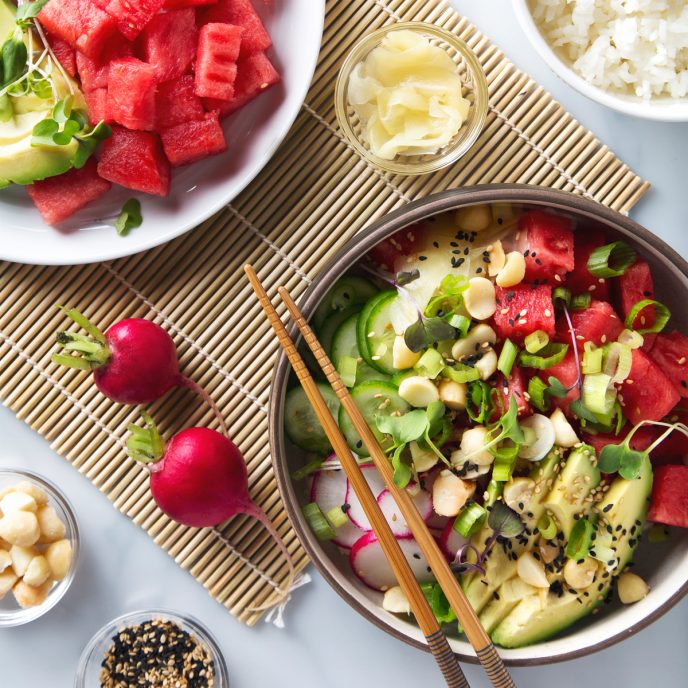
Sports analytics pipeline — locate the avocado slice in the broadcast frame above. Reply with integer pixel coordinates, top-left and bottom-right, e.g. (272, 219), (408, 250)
(478, 597), (520, 635)
(491, 456), (652, 648)
(543, 444), (600, 538)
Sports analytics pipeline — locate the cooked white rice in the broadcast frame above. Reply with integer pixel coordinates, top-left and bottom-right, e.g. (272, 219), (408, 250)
(529, 0), (688, 99)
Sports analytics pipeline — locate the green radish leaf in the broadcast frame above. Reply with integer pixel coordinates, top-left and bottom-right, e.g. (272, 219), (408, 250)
(597, 443), (624, 473)
(1, 34), (27, 88)
(115, 199), (143, 236)
(570, 398), (599, 423)
(27, 71), (52, 98)
(376, 409), (429, 446)
(488, 501), (524, 538)
(426, 400), (446, 437)
(52, 118), (80, 145)
(16, 0), (51, 25)
(546, 376), (571, 398)
(424, 316), (456, 343)
(618, 450), (645, 480)
(0, 93), (12, 122)
(391, 444), (412, 488)
(31, 117), (59, 146)
(52, 96), (73, 124)
(403, 318), (427, 353)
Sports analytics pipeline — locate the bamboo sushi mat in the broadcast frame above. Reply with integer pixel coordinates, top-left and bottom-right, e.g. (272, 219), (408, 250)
(0, 0), (649, 626)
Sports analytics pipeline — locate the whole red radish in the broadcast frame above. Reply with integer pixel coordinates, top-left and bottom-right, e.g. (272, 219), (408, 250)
(128, 414), (295, 602)
(53, 308), (226, 433)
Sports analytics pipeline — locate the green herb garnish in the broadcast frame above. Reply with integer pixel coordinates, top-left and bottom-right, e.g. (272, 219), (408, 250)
(115, 199), (143, 236)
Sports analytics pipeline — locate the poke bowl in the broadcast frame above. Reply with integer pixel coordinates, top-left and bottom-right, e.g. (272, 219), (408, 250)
(269, 185), (688, 665)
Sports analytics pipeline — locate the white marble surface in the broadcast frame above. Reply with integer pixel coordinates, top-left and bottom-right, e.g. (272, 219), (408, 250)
(1, 1), (688, 686)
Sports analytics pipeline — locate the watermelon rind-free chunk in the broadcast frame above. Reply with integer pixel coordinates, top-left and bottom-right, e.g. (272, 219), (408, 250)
(195, 23), (243, 100)
(161, 112), (227, 166)
(84, 87), (107, 124)
(555, 300), (623, 351)
(156, 75), (206, 130)
(39, 0), (116, 58)
(648, 464), (688, 529)
(97, 125), (170, 196)
(141, 9), (197, 83)
(494, 366), (531, 418)
(537, 350), (579, 415)
(76, 38), (134, 92)
(520, 210), (575, 282)
(106, 58), (157, 131)
(164, 0), (216, 6)
(46, 32), (77, 77)
(492, 284), (555, 343)
(105, 0), (165, 41)
(649, 331), (688, 398)
(198, 0), (271, 56)
(203, 50), (279, 117)
(619, 348), (679, 425)
(27, 158), (111, 225)
(564, 231), (609, 300)
(618, 258), (656, 330)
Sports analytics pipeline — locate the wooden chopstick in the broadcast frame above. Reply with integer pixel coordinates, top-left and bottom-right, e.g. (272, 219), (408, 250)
(245, 265), (470, 688)
(277, 284), (518, 688)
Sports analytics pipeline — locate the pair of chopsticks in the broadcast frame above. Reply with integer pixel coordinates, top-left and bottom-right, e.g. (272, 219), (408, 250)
(245, 265), (517, 688)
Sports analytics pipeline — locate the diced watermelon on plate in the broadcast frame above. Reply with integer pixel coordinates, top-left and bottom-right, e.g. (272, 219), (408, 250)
(105, 0), (165, 41)
(555, 300), (623, 350)
(76, 38), (134, 92)
(564, 231), (609, 300)
(161, 112), (227, 166)
(198, 0), (271, 56)
(140, 9), (197, 83)
(98, 126), (170, 196)
(106, 58), (157, 131)
(619, 348), (680, 425)
(195, 23), (243, 100)
(494, 366), (531, 418)
(156, 75), (206, 129)
(618, 258), (656, 330)
(84, 87), (107, 124)
(537, 349), (579, 415)
(648, 331), (688, 398)
(27, 158), (111, 225)
(46, 32), (77, 77)
(492, 284), (555, 343)
(648, 464), (688, 529)
(520, 210), (574, 282)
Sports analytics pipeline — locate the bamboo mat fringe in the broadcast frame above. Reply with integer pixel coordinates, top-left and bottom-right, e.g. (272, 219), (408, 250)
(0, 0), (648, 625)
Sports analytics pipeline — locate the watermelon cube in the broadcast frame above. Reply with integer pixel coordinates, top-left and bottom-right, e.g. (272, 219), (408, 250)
(494, 366), (531, 418)
(555, 300), (623, 350)
(203, 51), (280, 117)
(537, 350), (579, 415)
(164, 0), (216, 6)
(492, 284), (555, 343)
(564, 231), (609, 300)
(27, 158), (111, 225)
(520, 210), (574, 282)
(161, 112), (227, 166)
(195, 23), (243, 100)
(46, 32), (77, 77)
(649, 331), (688, 398)
(618, 258), (656, 330)
(98, 126), (170, 196)
(156, 75), (206, 129)
(39, 0), (116, 59)
(140, 9), (197, 83)
(76, 38), (134, 91)
(619, 349), (679, 425)
(198, 0), (271, 56)
(106, 58), (157, 131)
(648, 465), (688, 529)
(84, 87), (108, 124)
(105, 0), (165, 41)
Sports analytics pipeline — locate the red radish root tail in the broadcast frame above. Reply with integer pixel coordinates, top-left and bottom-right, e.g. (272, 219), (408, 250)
(241, 502), (296, 612)
(177, 375), (228, 436)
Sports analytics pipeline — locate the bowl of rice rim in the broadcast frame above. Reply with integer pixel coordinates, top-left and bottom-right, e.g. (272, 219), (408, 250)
(514, 0), (688, 122)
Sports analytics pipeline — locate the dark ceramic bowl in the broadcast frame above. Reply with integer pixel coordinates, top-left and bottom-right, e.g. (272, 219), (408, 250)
(269, 185), (688, 665)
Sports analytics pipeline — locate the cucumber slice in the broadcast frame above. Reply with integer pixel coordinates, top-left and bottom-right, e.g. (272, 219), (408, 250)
(284, 383), (340, 454)
(356, 290), (399, 374)
(338, 380), (410, 457)
(332, 314), (390, 386)
(319, 306), (360, 357)
(312, 276), (377, 330)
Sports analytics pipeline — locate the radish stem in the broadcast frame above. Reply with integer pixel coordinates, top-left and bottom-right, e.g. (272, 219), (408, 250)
(177, 375), (228, 436)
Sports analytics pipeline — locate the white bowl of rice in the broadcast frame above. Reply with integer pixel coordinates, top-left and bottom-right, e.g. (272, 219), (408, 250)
(515, 0), (688, 121)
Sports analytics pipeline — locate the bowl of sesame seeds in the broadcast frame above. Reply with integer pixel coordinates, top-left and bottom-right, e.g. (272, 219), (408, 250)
(75, 609), (229, 688)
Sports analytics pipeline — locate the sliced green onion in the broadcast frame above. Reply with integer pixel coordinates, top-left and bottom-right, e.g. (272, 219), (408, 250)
(466, 381), (492, 423)
(302, 502), (335, 541)
(571, 293), (592, 310)
(617, 329), (644, 349)
(489, 439), (519, 461)
(415, 348), (445, 379)
(565, 518), (594, 560)
(448, 313), (471, 337)
(443, 363), (480, 384)
(326, 505), (350, 529)
(602, 342), (632, 384)
(589, 529), (616, 570)
(582, 342), (603, 375)
(453, 502), (487, 538)
(338, 356), (358, 388)
(552, 287), (571, 308)
(497, 338), (518, 376)
(485, 479), (503, 507)
(537, 513), (557, 540)
(492, 453), (517, 482)
(519, 343), (569, 370)
(625, 299), (671, 334)
(582, 373), (616, 415)
(524, 330), (549, 354)
(528, 376), (550, 412)
(291, 458), (325, 480)
(587, 241), (637, 278)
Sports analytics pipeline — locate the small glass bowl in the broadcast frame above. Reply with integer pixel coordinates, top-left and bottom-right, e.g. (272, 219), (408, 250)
(334, 22), (489, 175)
(75, 609), (230, 688)
(0, 469), (79, 627)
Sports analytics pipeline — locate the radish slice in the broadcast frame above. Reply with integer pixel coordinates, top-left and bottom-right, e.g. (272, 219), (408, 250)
(346, 465), (387, 530)
(439, 519), (469, 560)
(350, 532), (435, 591)
(376, 488), (433, 536)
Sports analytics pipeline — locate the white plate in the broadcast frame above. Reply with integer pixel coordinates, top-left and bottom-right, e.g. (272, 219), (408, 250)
(0, 0), (325, 265)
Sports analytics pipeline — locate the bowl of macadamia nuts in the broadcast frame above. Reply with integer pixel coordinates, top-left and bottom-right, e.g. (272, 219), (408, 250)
(0, 470), (78, 626)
